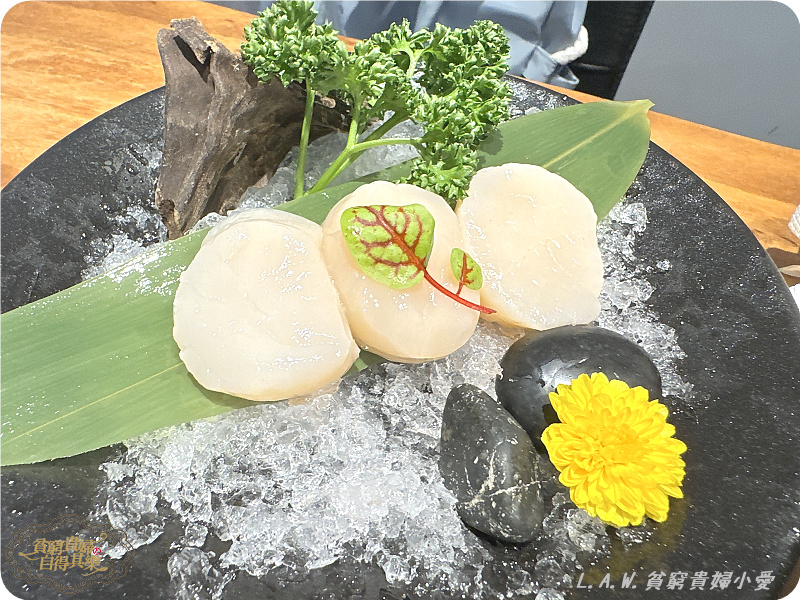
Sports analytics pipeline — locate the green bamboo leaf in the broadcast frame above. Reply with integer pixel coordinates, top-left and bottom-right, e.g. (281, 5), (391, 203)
(478, 97), (653, 219)
(0, 98), (651, 466)
(450, 248), (483, 291)
(340, 204), (435, 288)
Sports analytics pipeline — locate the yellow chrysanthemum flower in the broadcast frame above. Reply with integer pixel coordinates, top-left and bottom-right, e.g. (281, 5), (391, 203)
(541, 372), (687, 528)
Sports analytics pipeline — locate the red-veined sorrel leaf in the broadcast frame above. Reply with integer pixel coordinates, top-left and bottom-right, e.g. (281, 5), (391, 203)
(341, 204), (495, 314)
(450, 248), (483, 293)
(340, 204), (435, 289)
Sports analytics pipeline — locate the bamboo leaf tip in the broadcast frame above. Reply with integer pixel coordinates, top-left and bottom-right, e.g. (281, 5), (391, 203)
(630, 99), (655, 112)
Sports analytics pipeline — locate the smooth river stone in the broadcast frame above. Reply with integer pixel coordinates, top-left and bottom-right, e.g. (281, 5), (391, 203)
(439, 384), (545, 543)
(496, 325), (662, 452)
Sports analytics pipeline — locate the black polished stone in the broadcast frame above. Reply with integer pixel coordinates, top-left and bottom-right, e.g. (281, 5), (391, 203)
(496, 325), (662, 452)
(439, 384), (545, 543)
(2, 79), (799, 600)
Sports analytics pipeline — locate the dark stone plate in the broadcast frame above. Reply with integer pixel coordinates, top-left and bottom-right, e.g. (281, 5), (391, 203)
(2, 80), (799, 600)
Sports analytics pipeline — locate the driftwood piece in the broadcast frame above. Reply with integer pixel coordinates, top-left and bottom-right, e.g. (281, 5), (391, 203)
(155, 18), (347, 238)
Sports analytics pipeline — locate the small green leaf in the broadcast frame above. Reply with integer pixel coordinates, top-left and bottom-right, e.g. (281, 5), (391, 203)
(450, 248), (483, 291)
(340, 204), (435, 288)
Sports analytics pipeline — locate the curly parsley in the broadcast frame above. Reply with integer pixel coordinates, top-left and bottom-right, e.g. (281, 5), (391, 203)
(241, 0), (510, 205)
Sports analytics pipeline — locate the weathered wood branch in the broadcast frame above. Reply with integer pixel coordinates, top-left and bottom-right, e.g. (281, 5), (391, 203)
(155, 18), (347, 238)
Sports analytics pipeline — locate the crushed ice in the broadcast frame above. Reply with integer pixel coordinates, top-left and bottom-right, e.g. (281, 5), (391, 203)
(82, 205), (168, 280)
(595, 202), (695, 400)
(90, 126), (695, 599)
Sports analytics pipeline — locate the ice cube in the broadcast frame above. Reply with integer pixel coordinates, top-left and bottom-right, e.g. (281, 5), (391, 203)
(535, 589), (566, 600)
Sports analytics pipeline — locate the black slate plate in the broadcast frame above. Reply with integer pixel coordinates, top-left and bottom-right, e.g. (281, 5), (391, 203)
(2, 80), (799, 600)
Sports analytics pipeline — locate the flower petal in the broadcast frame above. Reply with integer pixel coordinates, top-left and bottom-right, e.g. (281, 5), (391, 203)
(546, 371), (687, 528)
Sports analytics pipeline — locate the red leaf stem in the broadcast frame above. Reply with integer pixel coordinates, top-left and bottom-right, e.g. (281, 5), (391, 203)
(423, 271), (496, 314)
(366, 206), (495, 315)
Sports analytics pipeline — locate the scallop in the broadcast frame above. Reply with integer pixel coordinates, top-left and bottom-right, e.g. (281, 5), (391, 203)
(173, 208), (359, 402)
(456, 163), (604, 330)
(321, 181), (480, 363)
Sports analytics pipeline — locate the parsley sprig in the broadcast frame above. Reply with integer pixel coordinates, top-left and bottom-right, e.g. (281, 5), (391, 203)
(241, 0), (510, 205)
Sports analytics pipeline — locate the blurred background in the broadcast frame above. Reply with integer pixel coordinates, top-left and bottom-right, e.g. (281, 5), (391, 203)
(211, 1), (800, 150)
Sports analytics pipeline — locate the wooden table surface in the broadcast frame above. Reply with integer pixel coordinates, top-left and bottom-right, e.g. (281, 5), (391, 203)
(2, 0), (799, 286)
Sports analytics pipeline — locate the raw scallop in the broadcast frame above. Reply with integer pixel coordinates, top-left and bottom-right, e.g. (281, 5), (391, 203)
(321, 181), (480, 363)
(173, 208), (359, 401)
(457, 163), (604, 330)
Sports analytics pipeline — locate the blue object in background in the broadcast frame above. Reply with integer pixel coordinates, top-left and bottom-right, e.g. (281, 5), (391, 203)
(222, 0), (590, 88)
(314, 1), (588, 88)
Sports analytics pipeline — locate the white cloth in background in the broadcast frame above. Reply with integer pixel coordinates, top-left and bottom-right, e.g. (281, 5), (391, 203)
(790, 284), (800, 310)
(790, 203), (800, 240)
(787, 204), (800, 310)
(251, 0), (589, 88)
